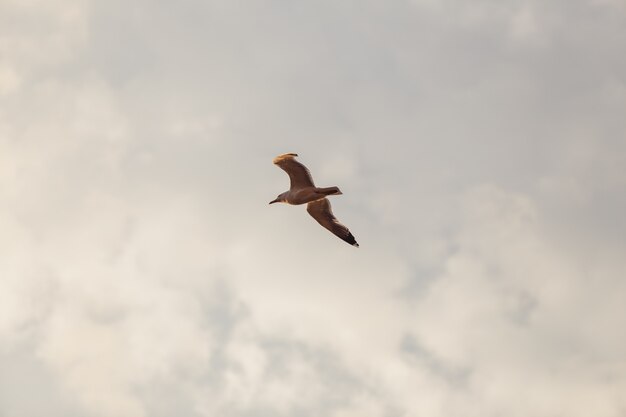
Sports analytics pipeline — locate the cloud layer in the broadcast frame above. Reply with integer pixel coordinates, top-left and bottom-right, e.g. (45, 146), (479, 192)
(1, 0), (625, 416)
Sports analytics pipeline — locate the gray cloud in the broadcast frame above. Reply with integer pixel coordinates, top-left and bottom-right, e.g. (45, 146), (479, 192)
(1, 0), (625, 416)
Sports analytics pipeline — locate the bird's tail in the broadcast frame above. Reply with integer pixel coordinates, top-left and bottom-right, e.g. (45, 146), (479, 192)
(317, 186), (343, 196)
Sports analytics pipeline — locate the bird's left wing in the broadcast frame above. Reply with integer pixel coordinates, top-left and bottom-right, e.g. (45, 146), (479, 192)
(273, 153), (315, 190)
(306, 198), (359, 247)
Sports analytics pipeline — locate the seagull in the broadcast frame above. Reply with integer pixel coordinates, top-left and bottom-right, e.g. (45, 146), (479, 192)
(270, 153), (359, 247)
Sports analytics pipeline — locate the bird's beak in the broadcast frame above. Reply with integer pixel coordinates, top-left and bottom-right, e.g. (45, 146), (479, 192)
(269, 198), (279, 205)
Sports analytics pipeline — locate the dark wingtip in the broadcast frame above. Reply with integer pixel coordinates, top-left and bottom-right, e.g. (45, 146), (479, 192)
(345, 232), (359, 247)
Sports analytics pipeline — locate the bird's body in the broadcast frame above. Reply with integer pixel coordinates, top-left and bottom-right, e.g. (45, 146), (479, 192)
(270, 153), (359, 247)
(276, 186), (342, 205)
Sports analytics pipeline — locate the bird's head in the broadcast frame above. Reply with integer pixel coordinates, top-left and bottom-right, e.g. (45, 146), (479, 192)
(269, 192), (287, 205)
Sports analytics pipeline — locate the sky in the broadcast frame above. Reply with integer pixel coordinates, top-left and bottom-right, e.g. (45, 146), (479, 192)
(1, 0), (625, 416)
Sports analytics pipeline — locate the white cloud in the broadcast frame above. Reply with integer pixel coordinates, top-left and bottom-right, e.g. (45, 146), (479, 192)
(406, 185), (626, 416)
(510, 5), (540, 42)
(1, 0), (625, 416)
(0, 64), (21, 95)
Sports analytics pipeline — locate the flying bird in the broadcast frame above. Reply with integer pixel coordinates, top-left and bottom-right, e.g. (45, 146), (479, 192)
(270, 153), (359, 247)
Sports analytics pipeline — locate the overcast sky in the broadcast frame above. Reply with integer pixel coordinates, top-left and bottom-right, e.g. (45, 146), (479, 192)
(1, 0), (625, 416)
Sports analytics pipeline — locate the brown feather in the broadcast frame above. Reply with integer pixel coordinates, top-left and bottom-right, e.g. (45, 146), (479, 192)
(306, 198), (359, 247)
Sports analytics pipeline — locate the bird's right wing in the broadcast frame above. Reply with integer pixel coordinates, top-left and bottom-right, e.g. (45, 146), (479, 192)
(273, 153), (315, 190)
(307, 198), (359, 247)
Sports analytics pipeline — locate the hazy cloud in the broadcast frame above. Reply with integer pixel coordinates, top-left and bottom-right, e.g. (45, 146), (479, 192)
(1, 0), (625, 416)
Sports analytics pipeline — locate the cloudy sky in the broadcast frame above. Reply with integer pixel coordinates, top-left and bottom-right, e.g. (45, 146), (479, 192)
(1, 0), (625, 416)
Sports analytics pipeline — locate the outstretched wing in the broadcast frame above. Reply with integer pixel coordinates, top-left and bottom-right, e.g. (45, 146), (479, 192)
(307, 198), (359, 247)
(273, 153), (315, 190)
